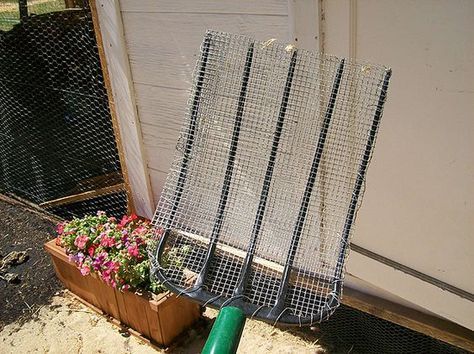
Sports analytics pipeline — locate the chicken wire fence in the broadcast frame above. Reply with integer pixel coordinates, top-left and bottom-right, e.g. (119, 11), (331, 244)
(0, 0), (128, 219)
(318, 304), (467, 353)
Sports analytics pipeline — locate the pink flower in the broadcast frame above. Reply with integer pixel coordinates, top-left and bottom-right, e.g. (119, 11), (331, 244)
(100, 261), (120, 287)
(74, 235), (89, 250)
(87, 245), (96, 257)
(132, 226), (146, 236)
(100, 235), (115, 247)
(56, 222), (66, 235)
(80, 265), (91, 276)
(97, 211), (106, 217)
(119, 214), (138, 228)
(127, 244), (139, 258)
(154, 227), (164, 238)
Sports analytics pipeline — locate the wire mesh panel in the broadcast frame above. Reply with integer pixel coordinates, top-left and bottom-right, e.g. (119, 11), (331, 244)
(0, 0), (128, 219)
(151, 30), (391, 324)
(320, 305), (468, 353)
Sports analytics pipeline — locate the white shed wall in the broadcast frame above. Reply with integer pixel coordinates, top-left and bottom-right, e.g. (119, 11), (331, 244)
(321, 0), (474, 329)
(107, 0), (473, 330)
(118, 0), (290, 208)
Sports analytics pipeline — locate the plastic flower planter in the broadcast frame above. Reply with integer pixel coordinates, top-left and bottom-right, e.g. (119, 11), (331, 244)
(44, 239), (200, 346)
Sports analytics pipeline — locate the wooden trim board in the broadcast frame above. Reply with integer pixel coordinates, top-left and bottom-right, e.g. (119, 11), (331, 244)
(287, 0), (321, 52)
(89, 0), (155, 219)
(347, 249), (474, 333)
(39, 183), (125, 208)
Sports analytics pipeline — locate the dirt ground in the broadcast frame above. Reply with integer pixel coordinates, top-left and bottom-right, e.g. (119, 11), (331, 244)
(0, 197), (62, 329)
(0, 196), (332, 353)
(0, 291), (328, 354)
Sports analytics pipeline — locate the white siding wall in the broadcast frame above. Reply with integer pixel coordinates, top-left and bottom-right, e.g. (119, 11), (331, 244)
(322, 0), (474, 330)
(118, 0), (290, 207)
(108, 0), (473, 330)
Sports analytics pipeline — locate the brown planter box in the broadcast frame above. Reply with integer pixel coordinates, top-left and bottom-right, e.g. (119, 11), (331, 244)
(44, 240), (200, 346)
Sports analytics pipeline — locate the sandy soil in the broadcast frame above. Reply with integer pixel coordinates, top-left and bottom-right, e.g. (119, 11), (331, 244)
(0, 291), (327, 354)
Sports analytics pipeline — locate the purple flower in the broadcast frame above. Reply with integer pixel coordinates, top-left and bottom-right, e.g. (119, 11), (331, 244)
(70, 252), (85, 266)
(92, 252), (107, 271)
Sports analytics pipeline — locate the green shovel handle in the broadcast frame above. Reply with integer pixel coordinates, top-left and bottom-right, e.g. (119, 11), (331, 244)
(202, 306), (246, 354)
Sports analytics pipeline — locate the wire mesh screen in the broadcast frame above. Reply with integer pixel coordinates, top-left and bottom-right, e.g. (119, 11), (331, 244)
(0, 0), (128, 219)
(319, 305), (467, 354)
(151, 31), (391, 324)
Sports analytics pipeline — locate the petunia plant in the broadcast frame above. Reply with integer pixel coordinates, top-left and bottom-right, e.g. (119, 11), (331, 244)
(56, 211), (166, 293)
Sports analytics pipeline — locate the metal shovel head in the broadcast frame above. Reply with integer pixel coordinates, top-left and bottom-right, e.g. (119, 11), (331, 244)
(150, 30), (391, 325)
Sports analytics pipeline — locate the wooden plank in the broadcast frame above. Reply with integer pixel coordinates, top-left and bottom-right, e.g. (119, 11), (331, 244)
(120, 290), (152, 339)
(90, 0), (155, 218)
(172, 231), (334, 297)
(67, 172), (123, 194)
(134, 84), (187, 149)
(155, 295), (201, 346)
(39, 183), (125, 208)
(88, 273), (122, 321)
(143, 141), (174, 176)
(348, 250), (474, 332)
(287, 0), (320, 51)
(133, 84), (186, 179)
(119, 0), (288, 15)
(121, 12), (289, 88)
(146, 299), (165, 346)
(121, 11), (289, 201)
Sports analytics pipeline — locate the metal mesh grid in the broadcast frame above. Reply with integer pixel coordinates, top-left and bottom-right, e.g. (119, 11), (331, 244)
(151, 30), (391, 323)
(0, 0), (128, 218)
(320, 305), (467, 354)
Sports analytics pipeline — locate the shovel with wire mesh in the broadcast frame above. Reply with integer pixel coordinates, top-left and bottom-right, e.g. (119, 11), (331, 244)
(149, 30), (391, 353)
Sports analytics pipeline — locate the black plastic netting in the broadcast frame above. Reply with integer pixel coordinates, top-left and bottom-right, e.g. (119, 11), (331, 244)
(318, 304), (467, 353)
(0, 0), (128, 219)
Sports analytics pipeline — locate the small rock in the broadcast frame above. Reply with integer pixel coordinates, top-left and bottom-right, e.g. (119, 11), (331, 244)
(119, 329), (130, 337)
(2, 272), (20, 284)
(1, 250), (29, 268)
